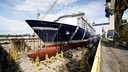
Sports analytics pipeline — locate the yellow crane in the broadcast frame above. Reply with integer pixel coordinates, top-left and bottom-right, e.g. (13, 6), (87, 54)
(105, 0), (128, 47)
(37, 0), (59, 19)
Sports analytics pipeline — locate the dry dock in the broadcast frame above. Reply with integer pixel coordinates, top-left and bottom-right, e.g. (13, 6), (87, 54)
(1, 38), (128, 72)
(0, 38), (97, 72)
(17, 48), (88, 72)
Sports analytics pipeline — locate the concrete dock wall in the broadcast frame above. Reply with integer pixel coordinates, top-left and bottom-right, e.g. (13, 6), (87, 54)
(91, 39), (101, 72)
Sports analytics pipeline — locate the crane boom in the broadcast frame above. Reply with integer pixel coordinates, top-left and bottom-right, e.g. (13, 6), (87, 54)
(41, 0), (59, 19)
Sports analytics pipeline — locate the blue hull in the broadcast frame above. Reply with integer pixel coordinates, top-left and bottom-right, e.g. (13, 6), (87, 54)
(26, 20), (91, 42)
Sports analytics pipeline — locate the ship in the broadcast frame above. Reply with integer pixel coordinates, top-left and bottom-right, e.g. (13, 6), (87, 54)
(26, 12), (96, 59)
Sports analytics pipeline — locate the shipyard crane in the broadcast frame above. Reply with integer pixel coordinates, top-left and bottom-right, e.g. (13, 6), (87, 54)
(37, 0), (59, 19)
(105, 0), (128, 47)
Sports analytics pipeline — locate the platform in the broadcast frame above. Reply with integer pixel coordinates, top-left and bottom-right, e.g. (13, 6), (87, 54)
(101, 39), (128, 72)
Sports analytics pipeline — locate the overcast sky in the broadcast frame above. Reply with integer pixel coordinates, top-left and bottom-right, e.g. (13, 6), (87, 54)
(0, 0), (127, 35)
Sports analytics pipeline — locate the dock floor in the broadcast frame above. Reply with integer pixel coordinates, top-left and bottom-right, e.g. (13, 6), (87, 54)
(101, 39), (128, 72)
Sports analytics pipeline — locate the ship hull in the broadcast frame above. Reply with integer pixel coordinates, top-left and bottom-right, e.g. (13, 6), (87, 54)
(28, 45), (59, 59)
(26, 20), (91, 42)
(26, 20), (92, 59)
(27, 41), (88, 59)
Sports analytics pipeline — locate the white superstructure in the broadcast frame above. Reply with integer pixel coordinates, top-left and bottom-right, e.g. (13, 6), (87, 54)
(54, 12), (85, 26)
(54, 12), (95, 35)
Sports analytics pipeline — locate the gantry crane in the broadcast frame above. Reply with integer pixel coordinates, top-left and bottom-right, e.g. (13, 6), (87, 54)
(105, 0), (128, 47)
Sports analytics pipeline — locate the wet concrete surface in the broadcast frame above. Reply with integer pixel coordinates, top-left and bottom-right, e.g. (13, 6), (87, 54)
(101, 39), (128, 72)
